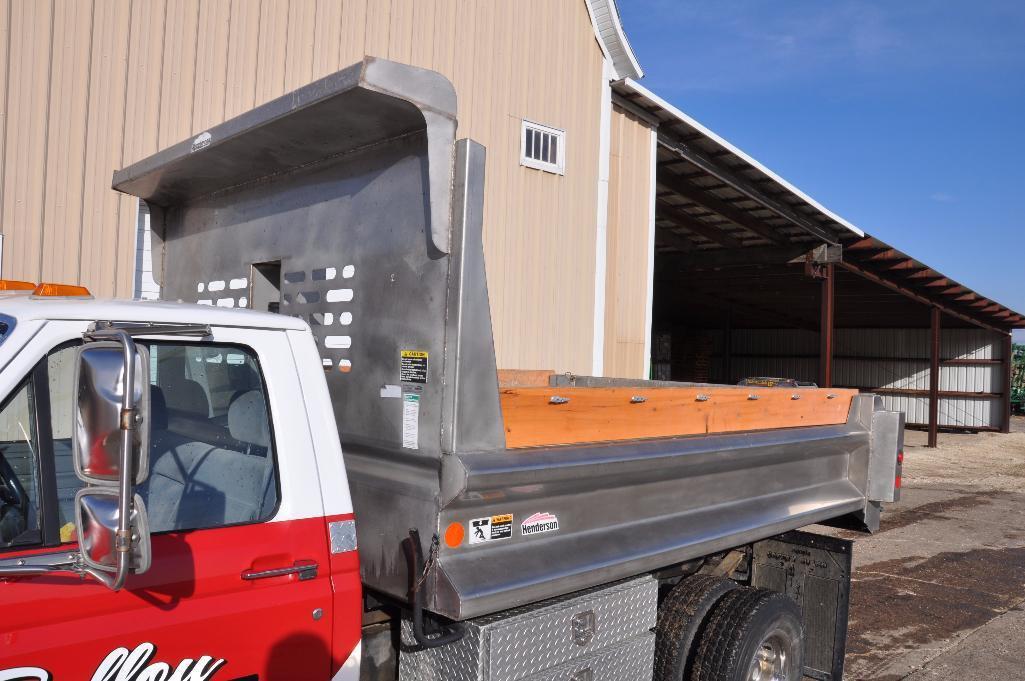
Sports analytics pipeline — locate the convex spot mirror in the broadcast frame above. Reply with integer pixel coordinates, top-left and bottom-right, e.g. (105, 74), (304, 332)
(75, 489), (152, 574)
(72, 341), (150, 485)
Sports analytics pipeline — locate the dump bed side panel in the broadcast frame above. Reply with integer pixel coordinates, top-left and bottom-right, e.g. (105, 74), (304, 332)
(432, 398), (875, 619)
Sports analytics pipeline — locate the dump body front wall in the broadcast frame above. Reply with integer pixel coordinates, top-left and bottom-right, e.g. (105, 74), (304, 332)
(160, 134), (451, 457)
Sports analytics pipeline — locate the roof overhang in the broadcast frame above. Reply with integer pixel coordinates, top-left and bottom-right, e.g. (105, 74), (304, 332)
(613, 79), (1025, 331)
(614, 78), (863, 240)
(838, 237), (1025, 332)
(586, 0), (643, 80)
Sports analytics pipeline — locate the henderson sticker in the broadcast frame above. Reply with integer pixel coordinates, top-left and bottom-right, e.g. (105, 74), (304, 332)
(521, 512), (560, 537)
(400, 350), (429, 384)
(469, 514), (513, 545)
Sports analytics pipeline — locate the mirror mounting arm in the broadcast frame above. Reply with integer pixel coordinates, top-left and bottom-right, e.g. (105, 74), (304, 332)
(0, 556), (117, 589)
(109, 329), (137, 592)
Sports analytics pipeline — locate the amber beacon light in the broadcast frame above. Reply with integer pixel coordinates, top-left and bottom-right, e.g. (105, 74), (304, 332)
(0, 279), (37, 291)
(31, 282), (93, 298)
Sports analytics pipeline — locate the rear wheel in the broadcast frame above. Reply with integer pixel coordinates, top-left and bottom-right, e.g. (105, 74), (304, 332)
(690, 587), (804, 681)
(653, 574), (738, 681)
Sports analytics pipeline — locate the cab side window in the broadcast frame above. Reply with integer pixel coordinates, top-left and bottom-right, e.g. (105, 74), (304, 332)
(0, 380), (42, 549)
(3, 341), (279, 549)
(140, 343), (279, 533)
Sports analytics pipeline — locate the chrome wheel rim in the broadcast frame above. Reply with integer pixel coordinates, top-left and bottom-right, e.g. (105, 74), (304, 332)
(747, 629), (792, 681)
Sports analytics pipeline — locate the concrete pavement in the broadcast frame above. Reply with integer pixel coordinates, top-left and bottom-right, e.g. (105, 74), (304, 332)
(837, 420), (1025, 680)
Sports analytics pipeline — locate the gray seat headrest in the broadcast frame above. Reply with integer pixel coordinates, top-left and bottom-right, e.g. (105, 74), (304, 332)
(228, 390), (271, 449)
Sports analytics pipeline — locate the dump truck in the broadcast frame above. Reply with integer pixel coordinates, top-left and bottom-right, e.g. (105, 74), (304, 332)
(0, 58), (903, 681)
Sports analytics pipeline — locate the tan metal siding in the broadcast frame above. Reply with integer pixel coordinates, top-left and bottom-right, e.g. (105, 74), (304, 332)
(311, 0), (343, 79)
(0, 0), (607, 375)
(79, 0), (131, 294)
(224, 0), (260, 118)
(41, 0), (92, 283)
(603, 104), (654, 377)
(254, 0), (288, 105)
(2, 0), (52, 284)
(284, 0), (316, 90)
(159, 0), (199, 149)
(192, 0), (231, 133)
(119, 0), (167, 295)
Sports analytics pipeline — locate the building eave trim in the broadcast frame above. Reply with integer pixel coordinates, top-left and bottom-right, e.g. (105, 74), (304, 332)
(586, 0), (643, 80)
(617, 78), (866, 238)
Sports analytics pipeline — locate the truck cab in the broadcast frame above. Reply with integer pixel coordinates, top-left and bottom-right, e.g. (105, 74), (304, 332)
(0, 294), (361, 680)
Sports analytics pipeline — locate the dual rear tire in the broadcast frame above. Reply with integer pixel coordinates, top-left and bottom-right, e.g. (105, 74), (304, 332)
(654, 576), (804, 681)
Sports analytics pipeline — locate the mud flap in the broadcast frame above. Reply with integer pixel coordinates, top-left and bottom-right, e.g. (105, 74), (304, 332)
(751, 530), (852, 681)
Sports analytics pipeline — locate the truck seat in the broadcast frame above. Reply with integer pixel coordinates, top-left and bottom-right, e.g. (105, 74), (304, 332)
(140, 388), (276, 533)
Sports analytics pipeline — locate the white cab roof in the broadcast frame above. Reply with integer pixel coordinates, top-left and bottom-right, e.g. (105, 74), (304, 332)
(0, 294), (308, 331)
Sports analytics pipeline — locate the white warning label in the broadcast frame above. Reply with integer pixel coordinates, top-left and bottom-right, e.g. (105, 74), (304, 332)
(402, 393), (420, 449)
(469, 514), (513, 545)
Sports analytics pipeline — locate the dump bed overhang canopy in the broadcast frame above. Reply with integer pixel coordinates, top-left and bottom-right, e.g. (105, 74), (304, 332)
(113, 57), (458, 253)
(613, 78), (1025, 332)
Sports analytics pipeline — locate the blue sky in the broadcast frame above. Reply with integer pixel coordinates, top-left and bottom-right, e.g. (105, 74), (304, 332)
(617, 0), (1025, 341)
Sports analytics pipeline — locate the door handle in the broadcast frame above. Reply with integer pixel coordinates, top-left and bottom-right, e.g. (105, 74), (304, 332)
(242, 559), (318, 581)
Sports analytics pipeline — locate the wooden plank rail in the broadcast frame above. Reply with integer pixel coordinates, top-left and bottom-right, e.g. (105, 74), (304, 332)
(500, 386), (857, 449)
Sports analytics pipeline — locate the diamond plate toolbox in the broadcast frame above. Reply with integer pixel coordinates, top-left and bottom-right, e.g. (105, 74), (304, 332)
(520, 634), (654, 681)
(399, 576), (657, 681)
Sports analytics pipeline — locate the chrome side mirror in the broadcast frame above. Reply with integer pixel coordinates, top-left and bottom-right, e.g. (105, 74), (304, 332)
(71, 332), (152, 589)
(73, 341), (150, 484)
(75, 489), (151, 574)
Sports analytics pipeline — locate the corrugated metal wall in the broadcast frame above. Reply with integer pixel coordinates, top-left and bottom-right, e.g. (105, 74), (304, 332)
(710, 327), (1007, 429)
(603, 104), (654, 378)
(0, 0), (606, 374)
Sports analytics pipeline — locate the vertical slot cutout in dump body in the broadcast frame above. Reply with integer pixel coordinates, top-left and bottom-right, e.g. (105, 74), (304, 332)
(250, 261), (282, 313)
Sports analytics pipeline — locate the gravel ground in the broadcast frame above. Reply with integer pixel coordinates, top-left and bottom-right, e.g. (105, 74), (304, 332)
(837, 416), (1025, 680)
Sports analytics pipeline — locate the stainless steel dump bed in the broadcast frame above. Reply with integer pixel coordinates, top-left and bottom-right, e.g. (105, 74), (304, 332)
(113, 57), (902, 621)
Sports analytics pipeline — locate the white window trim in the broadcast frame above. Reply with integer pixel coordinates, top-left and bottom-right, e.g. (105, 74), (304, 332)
(520, 120), (566, 175)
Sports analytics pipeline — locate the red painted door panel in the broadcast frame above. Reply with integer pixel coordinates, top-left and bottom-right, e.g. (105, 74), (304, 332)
(0, 517), (333, 680)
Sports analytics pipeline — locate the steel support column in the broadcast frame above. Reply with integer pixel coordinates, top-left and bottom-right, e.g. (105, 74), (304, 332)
(928, 306), (941, 448)
(1003, 332), (1013, 434)
(819, 264), (835, 388)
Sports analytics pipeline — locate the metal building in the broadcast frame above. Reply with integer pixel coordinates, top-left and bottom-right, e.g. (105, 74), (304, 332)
(615, 80), (1025, 439)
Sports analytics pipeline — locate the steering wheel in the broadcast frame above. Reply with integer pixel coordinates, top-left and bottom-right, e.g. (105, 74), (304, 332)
(0, 447), (29, 546)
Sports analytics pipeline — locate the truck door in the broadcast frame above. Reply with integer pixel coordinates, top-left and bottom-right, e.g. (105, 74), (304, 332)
(0, 334), (338, 680)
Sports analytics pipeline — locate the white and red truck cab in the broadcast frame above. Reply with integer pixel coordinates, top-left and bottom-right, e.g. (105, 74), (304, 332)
(0, 295), (362, 680)
(0, 59), (903, 681)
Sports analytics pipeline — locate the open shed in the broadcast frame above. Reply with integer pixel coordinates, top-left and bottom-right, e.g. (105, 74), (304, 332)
(612, 79), (1025, 444)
